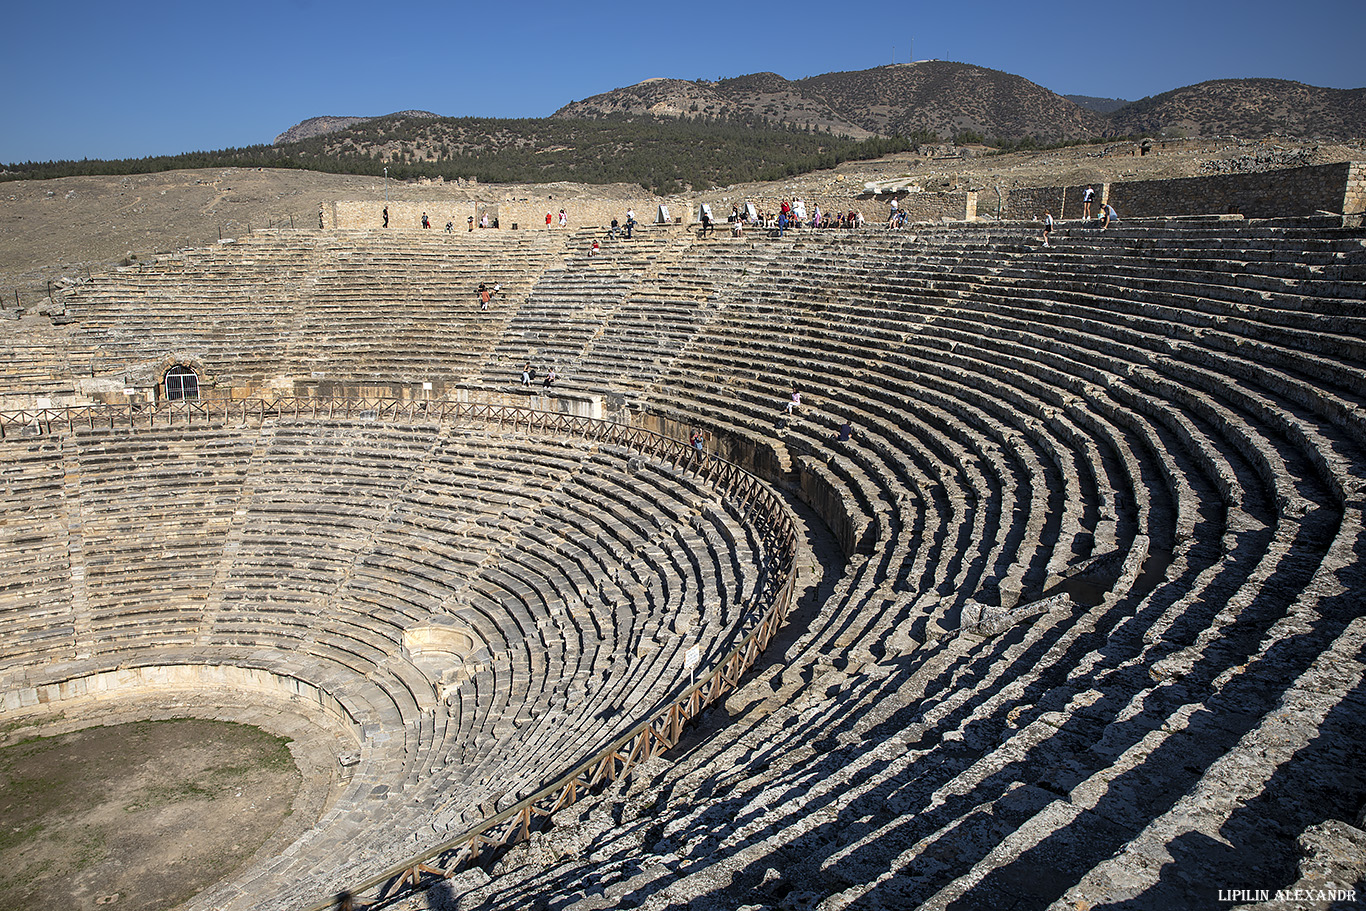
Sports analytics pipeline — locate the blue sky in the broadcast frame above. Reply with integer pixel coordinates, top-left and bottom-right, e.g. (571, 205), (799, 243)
(2, 0), (1362, 164)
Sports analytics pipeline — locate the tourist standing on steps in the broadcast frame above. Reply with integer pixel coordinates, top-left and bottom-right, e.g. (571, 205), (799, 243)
(1083, 187), (1095, 220)
(422, 212), (430, 229)
(1043, 211), (1054, 247)
(558, 209), (567, 228)
(689, 429), (706, 464)
(546, 212), (552, 229)
(319, 204), (325, 229)
(521, 363), (533, 387)
(478, 282), (499, 311)
(625, 209), (636, 238)
(382, 206), (389, 228)
(468, 216), (475, 232)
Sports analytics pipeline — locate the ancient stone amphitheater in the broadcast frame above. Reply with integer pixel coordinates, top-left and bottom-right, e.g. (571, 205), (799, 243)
(3, 213), (1365, 910)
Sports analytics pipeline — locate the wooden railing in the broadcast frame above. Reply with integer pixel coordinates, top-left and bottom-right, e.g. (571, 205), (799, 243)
(0, 397), (800, 910)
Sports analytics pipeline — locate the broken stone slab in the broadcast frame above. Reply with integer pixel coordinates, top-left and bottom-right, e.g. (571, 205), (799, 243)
(961, 592), (1073, 637)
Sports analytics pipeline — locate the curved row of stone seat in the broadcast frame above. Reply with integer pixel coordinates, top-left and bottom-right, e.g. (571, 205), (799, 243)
(312, 436), (773, 895)
(633, 226), (1305, 704)
(288, 234), (562, 379)
(660, 357), (1064, 649)
(946, 220), (1366, 328)
(677, 222), (1360, 906)
(0, 327), (97, 407)
(70, 219), (1353, 909)
(0, 412), (783, 905)
(645, 263), (1156, 642)
(479, 230), (690, 383)
(786, 232), (1327, 581)
(434, 219), (1364, 911)
(58, 230), (571, 392)
(0, 436), (77, 671)
(550, 241), (791, 397)
(13, 215), (1363, 908)
(655, 237), (1223, 669)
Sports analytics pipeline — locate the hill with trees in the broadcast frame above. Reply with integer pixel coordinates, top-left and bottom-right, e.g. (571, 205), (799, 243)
(1109, 79), (1366, 141)
(0, 114), (911, 195)
(5, 64), (1362, 189)
(557, 62), (1105, 142)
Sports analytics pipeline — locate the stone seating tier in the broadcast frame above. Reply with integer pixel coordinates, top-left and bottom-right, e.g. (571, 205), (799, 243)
(8, 214), (1366, 911)
(0, 417), (780, 904)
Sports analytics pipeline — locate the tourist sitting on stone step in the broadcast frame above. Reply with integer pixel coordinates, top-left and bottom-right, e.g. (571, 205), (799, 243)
(1101, 203), (1118, 230)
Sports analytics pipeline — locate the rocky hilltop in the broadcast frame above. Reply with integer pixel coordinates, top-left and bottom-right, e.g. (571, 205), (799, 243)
(273, 110), (441, 145)
(1110, 79), (1366, 141)
(555, 62), (1104, 141)
(555, 73), (876, 138)
(797, 63), (1105, 140)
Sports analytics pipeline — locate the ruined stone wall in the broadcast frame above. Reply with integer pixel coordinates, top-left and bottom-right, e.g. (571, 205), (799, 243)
(1000, 183), (1107, 221)
(1005, 186), (1066, 220)
(1345, 162), (1365, 216)
(1002, 163), (1361, 222)
(1107, 162), (1356, 219)
(337, 161), (1359, 230)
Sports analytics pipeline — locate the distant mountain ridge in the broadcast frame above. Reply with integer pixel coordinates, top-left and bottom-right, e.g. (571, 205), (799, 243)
(554, 62), (1106, 141)
(1065, 95), (1131, 115)
(271, 65), (1366, 149)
